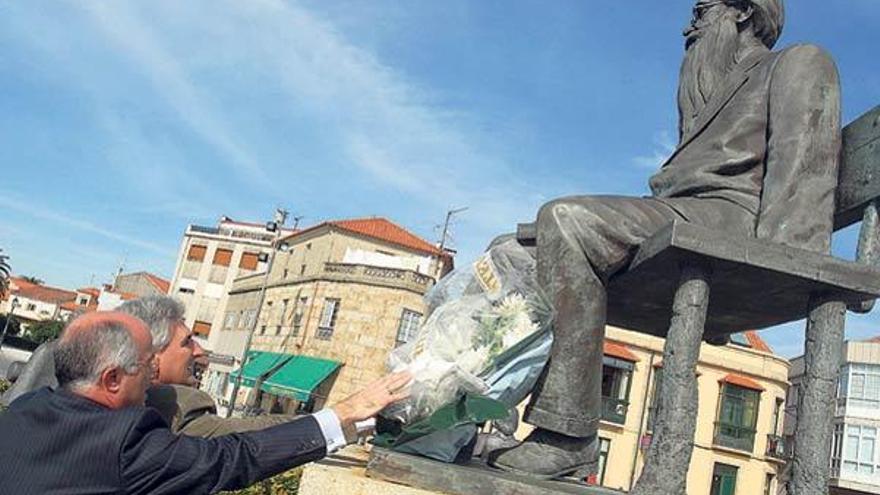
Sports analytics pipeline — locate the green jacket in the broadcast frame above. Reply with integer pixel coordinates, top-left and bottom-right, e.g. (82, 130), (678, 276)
(145, 384), (299, 438)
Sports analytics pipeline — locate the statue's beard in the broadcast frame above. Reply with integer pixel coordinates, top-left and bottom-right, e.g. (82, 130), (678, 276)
(677, 16), (740, 137)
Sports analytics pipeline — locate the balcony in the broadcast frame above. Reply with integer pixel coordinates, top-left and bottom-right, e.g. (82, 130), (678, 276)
(766, 434), (789, 459)
(322, 263), (435, 295)
(713, 422), (756, 453)
(602, 397), (629, 425)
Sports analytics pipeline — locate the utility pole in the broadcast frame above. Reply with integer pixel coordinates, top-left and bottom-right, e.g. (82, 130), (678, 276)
(226, 208), (289, 417)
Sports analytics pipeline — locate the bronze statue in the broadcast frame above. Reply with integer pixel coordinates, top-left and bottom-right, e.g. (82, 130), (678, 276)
(490, 0), (841, 478)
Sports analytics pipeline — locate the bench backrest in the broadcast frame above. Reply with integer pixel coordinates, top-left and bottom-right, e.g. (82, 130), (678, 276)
(835, 105), (880, 231)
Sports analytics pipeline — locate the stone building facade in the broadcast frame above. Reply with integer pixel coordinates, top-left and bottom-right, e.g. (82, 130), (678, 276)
(167, 216), (294, 342)
(516, 327), (789, 495)
(201, 217), (452, 414)
(787, 339), (880, 495)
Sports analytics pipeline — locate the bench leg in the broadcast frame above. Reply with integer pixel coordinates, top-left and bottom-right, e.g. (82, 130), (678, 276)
(632, 262), (710, 495)
(789, 296), (846, 495)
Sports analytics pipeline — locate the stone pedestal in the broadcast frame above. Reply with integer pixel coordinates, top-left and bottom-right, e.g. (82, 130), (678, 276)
(298, 446), (436, 495)
(365, 448), (620, 495)
(298, 446), (620, 495)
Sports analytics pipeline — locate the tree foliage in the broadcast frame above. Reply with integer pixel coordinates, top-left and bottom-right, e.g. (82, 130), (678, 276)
(0, 249), (9, 297)
(20, 275), (43, 285)
(26, 320), (65, 344)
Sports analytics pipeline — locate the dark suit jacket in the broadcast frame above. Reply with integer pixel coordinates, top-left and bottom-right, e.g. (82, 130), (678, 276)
(2, 342), (299, 438)
(650, 44), (842, 253)
(0, 388), (326, 494)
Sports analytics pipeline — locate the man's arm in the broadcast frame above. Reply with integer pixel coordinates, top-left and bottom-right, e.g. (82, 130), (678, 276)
(122, 371), (411, 494)
(121, 409), (328, 495)
(757, 44), (842, 253)
(147, 384), (300, 438)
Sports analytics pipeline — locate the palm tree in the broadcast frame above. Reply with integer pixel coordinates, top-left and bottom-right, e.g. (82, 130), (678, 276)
(0, 249), (9, 297)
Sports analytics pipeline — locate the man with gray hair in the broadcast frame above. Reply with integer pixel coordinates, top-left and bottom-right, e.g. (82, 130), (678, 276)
(2, 295), (301, 437)
(490, 0), (841, 478)
(0, 311), (411, 493)
(119, 295), (300, 437)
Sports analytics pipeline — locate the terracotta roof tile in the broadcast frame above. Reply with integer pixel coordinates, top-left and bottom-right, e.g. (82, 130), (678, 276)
(141, 273), (170, 294)
(604, 341), (639, 362)
(286, 217), (443, 256)
(720, 373), (765, 392)
(11, 278), (77, 304)
(744, 330), (772, 353)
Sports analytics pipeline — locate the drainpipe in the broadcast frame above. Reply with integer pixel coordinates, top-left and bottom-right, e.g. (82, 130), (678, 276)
(630, 352), (657, 490)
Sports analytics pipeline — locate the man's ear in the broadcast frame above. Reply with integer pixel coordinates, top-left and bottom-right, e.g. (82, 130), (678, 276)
(101, 367), (123, 393)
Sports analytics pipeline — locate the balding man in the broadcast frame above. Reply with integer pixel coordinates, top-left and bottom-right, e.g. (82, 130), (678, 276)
(2, 296), (300, 437)
(0, 311), (410, 494)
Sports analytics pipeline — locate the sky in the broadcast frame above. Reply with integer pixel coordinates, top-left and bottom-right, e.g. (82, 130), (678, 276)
(1, 1), (879, 357)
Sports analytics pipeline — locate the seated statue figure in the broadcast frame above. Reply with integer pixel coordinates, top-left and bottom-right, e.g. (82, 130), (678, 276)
(489, 0), (841, 478)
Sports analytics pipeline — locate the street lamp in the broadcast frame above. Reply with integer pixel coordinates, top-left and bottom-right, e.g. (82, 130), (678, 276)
(226, 208), (289, 417)
(1, 297), (21, 351)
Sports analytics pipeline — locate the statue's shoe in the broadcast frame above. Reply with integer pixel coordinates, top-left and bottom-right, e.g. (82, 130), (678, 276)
(488, 428), (598, 480)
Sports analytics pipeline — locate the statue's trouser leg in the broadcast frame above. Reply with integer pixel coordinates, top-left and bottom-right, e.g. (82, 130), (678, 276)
(790, 296), (846, 495)
(525, 214), (606, 436)
(524, 196), (695, 436)
(631, 262), (710, 495)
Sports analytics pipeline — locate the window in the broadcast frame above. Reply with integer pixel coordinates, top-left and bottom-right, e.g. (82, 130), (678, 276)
(647, 368), (662, 431)
(223, 311), (238, 331)
(240, 309), (256, 330)
(192, 321), (211, 337)
(213, 248), (233, 267)
(601, 356), (633, 425)
(597, 438), (611, 485)
(316, 298), (340, 340)
(259, 325), (267, 335)
(832, 423), (844, 474)
(396, 309), (422, 345)
(187, 244), (207, 261)
(843, 424), (878, 475)
(239, 252), (259, 270)
(300, 264), (307, 275)
(178, 287), (195, 294)
(283, 268), (289, 279)
(764, 473), (775, 495)
(25, 302), (37, 311)
(76, 296), (89, 306)
(715, 383), (760, 452)
(770, 398), (784, 436)
(710, 463), (738, 495)
(842, 364), (880, 409)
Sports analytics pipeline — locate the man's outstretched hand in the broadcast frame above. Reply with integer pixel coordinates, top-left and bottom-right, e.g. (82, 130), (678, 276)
(331, 371), (412, 428)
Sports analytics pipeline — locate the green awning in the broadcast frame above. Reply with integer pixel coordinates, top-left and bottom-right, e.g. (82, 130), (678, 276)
(260, 355), (342, 402)
(229, 351), (293, 388)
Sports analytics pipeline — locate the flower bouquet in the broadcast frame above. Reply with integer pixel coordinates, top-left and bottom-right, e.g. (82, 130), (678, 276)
(383, 239), (553, 425)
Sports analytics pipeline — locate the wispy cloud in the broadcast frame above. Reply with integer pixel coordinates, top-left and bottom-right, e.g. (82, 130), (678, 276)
(77, 1), (274, 190)
(0, 193), (173, 257)
(633, 130), (676, 170)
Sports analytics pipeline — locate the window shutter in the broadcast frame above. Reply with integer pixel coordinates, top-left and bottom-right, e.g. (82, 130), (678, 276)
(239, 252), (259, 270)
(187, 245), (207, 261)
(213, 248), (233, 267)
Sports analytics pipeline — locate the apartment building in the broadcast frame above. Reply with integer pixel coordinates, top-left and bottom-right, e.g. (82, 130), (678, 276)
(516, 327), (789, 495)
(788, 338), (880, 495)
(167, 216), (294, 341)
(201, 217), (452, 415)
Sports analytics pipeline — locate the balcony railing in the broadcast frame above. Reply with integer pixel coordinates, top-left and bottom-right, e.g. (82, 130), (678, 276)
(714, 422), (756, 453)
(602, 397), (629, 425)
(323, 263), (435, 294)
(766, 434), (789, 459)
